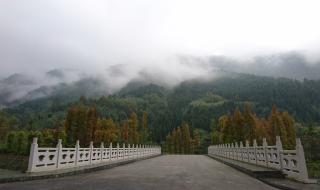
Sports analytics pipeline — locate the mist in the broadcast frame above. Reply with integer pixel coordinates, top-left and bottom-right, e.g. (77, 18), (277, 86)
(1, 0), (320, 105)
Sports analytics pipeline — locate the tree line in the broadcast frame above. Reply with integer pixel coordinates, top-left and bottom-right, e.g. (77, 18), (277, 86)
(2, 103), (151, 155)
(164, 122), (201, 154)
(64, 104), (149, 146)
(211, 104), (296, 149)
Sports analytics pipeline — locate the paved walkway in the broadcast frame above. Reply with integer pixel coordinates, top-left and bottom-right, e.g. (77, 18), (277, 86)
(0, 155), (276, 190)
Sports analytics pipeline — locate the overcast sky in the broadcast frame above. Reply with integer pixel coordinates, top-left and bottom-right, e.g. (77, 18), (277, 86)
(1, 0), (320, 77)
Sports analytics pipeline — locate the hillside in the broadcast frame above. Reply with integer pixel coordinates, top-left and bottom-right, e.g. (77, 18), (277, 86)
(2, 73), (320, 143)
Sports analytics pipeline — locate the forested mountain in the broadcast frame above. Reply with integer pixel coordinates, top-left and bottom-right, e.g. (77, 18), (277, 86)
(1, 71), (320, 176)
(1, 53), (319, 108)
(2, 73), (320, 143)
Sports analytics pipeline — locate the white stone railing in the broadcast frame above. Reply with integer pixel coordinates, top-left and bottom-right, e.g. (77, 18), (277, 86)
(208, 136), (311, 183)
(27, 138), (161, 173)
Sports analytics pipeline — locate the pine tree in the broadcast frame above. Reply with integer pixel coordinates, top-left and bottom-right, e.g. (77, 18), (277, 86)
(105, 118), (119, 143)
(193, 129), (201, 154)
(172, 128), (178, 153)
(181, 122), (191, 154)
(75, 106), (88, 145)
(128, 112), (139, 144)
(219, 115), (229, 143)
(120, 120), (129, 143)
(86, 107), (98, 143)
(65, 107), (77, 145)
(176, 127), (182, 154)
(281, 111), (296, 148)
(268, 105), (287, 145)
(233, 107), (244, 142)
(140, 112), (149, 143)
(243, 104), (257, 144)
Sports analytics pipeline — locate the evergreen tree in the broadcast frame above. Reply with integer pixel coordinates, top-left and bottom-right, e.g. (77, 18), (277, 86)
(268, 105), (287, 145)
(128, 112), (139, 144)
(140, 112), (149, 143)
(86, 107), (98, 143)
(281, 111), (296, 148)
(181, 122), (192, 154)
(120, 120), (129, 143)
(233, 107), (244, 142)
(65, 107), (77, 145)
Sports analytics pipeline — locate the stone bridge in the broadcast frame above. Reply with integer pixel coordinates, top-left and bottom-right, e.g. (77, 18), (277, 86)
(0, 155), (277, 190)
(0, 137), (319, 190)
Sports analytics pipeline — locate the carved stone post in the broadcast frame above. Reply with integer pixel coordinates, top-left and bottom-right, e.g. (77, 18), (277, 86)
(263, 138), (268, 167)
(27, 137), (38, 172)
(123, 143), (126, 159)
(143, 145), (145, 156)
(253, 139), (258, 165)
(56, 139), (63, 168)
(128, 144), (131, 158)
(235, 142), (239, 160)
(89, 141), (93, 164)
(246, 140), (250, 163)
(100, 142), (104, 162)
(109, 142), (112, 160)
(276, 136), (283, 170)
(116, 143), (119, 160)
(75, 140), (80, 165)
(240, 141), (244, 161)
(296, 138), (309, 182)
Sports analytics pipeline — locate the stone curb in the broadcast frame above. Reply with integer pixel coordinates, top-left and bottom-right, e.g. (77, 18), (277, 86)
(0, 154), (161, 184)
(207, 154), (297, 190)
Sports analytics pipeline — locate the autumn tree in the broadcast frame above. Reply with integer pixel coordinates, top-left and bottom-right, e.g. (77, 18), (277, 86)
(181, 122), (191, 154)
(233, 107), (244, 142)
(281, 111), (296, 148)
(120, 120), (129, 143)
(128, 112), (139, 144)
(86, 107), (98, 143)
(65, 107), (77, 145)
(140, 112), (149, 143)
(268, 105), (287, 145)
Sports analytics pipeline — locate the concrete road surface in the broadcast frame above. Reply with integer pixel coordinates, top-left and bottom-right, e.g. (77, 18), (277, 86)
(0, 155), (276, 190)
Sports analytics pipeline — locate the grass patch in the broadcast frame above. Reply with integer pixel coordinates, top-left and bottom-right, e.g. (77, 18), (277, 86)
(307, 161), (320, 179)
(0, 154), (28, 172)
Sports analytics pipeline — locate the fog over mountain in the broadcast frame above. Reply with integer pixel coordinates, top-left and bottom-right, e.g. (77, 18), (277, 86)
(1, 52), (319, 107)
(1, 0), (320, 106)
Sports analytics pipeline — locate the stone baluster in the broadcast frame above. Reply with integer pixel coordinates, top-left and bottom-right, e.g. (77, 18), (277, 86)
(123, 143), (126, 159)
(253, 139), (258, 165)
(235, 142), (239, 160)
(56, 139), (63, 168)
(296, 138), (309, 182)
(100, 142), (104, 162)
(276, 136), (283, 170)
(75, 140), (80, 165)
(116, 143), (120, 160)
(246, 140), (250, 163)
(263, 138), (268, 167)
(89, 141), (93, 164)
(27, 137), (39, 172)
(109, 142), (112, 160)
(239, 141), (243, 161)
(128, 144), (131, 158)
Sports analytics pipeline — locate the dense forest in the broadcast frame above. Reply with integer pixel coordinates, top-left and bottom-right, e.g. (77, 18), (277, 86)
(0, 73), (319, 176)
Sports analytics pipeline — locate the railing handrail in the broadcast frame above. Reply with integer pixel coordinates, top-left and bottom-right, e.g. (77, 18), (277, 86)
(208, 136), (309, 183)
(27, 138), (161, 173)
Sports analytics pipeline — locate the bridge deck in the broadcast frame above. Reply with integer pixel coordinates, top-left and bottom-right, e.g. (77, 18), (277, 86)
(0, 155), (276, 190)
